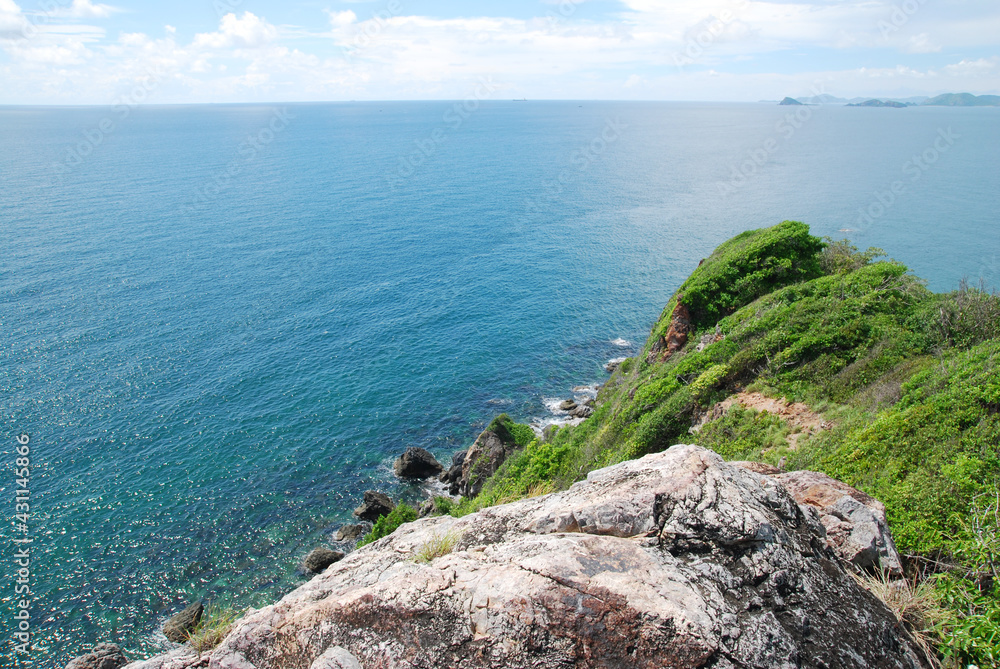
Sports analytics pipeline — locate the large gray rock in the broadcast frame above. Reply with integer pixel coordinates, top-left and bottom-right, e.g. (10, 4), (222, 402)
(393, 447), (444, 479)
(352, 490), (393, 522)
(162, 601), (203, 643)
(204, 445), (925, 669)
(774, 470), (904, 575)
(65, 643), (128, 669)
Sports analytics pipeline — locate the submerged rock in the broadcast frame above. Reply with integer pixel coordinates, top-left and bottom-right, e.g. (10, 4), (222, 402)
(301, 547), (345, 574)
(393, 447), (444, 479)
(205, 445), (926, 669)
(65, 643), (128, 669)
(353, 491), (393, 522)
(162, 601), (203, 643)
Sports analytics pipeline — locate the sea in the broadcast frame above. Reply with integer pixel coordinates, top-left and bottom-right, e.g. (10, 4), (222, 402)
(1, 101), (998, 666)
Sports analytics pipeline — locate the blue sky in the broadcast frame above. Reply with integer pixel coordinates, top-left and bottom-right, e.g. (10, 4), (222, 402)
(1, 0), (998, 104)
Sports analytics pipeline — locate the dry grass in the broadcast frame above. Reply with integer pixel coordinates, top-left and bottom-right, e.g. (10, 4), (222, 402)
(186, 605), (244, 653)
(413, 530), (461, 564)
(852, 570), (946, 667)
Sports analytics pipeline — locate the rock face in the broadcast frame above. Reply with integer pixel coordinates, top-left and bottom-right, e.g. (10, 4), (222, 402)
(392, 447), (444, 479)
(774, 470), (904, 575)
(352, 491), (393, 522)
(301, 547), (345, 574)
(647, 300), (692, 363)
(65, 643), (129, 669)
(455, 426), (520, 498)
(163, 601), (203, 643)
(437, 450), (467, 493)
(205, 445), (925, 669)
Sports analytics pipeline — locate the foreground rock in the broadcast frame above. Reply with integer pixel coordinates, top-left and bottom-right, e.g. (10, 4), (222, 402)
(393, 447), (444, 479)
(774, 470), (904, 575)
(65, 643), (128, 669)
(301, 547), (345, 574)
(163, 601), (203, 643)
(204, 445), (924, 668)
(122, 647), (202, 669)
(352, 491), (393, 522)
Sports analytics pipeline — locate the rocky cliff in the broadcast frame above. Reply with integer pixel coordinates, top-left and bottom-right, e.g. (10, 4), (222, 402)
(121, 445), (925, 669)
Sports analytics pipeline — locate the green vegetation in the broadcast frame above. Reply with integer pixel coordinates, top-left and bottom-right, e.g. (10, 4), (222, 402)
(186, 605), (244, 652)
(357, 503), (418, 547)
(413, 530), (461, 564)
(354, 221), (998, 664)
(443, 221), (1000, 666)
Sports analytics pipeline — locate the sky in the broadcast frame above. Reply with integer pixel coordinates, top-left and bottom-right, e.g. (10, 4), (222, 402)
(0, 0), (998, 104)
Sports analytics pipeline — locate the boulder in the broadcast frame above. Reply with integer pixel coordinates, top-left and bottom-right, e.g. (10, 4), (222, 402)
(333, 523), (367, 542)
(301, 547), (345, 574)
(774, 470), (904, 575)
(393, 447), (444, 479)
(557, 399), (577, 411)
(438, 450), (467, 493)
(207, 445), (926, 669)
(353, 491), (393, 522)
(604, 357), (627, 373)
(163, 601), (203, 643)
(457, 428), (519, 498)
(65, 643), (128, 669)
(121, 648), (200, 669)
(568, 404), (594, 418)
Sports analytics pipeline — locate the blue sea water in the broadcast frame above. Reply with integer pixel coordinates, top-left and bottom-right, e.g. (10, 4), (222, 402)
(1, 101), (998, 665)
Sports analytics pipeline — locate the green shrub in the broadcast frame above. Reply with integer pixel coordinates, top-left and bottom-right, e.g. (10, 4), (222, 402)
(656, 220), (824, 331)
(186, 605), (244, 652)
(819, 238), (885, 275)
(357, 503), (418, 547)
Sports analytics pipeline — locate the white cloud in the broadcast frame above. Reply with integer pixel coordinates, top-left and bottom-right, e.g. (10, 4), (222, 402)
(193, 12), (277, 49)
(60, 0), (117, 19)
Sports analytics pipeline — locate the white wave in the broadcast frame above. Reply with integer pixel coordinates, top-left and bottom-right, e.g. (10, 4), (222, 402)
(611, 337), (632, 347)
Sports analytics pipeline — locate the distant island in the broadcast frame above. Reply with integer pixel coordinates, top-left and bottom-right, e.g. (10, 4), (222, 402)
(847, 99), (910, 108)
(774, 91), (999, 108)
(923, 92), (1000, 106)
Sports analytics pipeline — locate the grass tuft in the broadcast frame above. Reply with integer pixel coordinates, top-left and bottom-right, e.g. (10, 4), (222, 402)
(413, 530), (461, 564)
(186, 605), (244, 653)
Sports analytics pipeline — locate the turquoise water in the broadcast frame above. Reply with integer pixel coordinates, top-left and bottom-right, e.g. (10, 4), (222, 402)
(1, 101), (998, 665)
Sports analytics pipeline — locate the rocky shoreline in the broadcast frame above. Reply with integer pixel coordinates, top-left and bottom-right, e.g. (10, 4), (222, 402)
(76, 443), (925, 668)
(63, 363), (624, 669)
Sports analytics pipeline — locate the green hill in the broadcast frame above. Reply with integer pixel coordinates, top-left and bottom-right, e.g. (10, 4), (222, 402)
(923, 93), (1000, 107)
(451, 222), (1000, 666)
